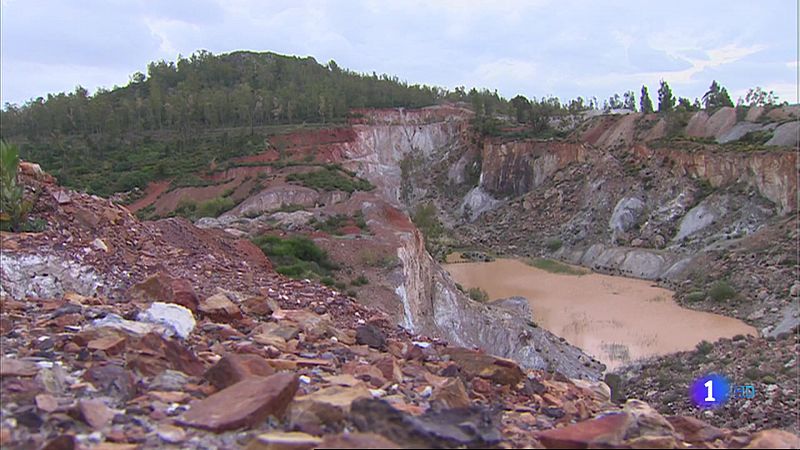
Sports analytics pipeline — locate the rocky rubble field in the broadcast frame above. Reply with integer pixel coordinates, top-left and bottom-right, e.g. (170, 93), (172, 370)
(1, 165), (799, 449)
(613, 333), (799, 434)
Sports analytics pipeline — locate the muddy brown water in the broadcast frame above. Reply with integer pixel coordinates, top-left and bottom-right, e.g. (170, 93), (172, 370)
(444, 258), (757, 370)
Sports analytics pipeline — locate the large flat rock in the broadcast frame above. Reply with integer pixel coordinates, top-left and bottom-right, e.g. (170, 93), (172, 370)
(179, 372), (299, 432)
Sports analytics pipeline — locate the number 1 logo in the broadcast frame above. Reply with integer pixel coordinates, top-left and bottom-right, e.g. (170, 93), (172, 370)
(704, 379), (715, 402)
(691, 374), (729, 408)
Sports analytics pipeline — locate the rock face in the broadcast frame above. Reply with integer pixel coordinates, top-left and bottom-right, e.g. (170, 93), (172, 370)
(609, 197), (645, 243)
(459, 186), (499, 221)
(394, 226), (604, 379)
(224, 186), (321, 218)
(338, 106), (472, 203)
(637, 145), (797, 214)
(0, 253), (103, 300)
(480, 140), (588, 196)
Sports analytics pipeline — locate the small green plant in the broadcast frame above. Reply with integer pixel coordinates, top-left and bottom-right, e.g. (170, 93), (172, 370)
(351, 274), (369, 286)
(743, 368), (761, 381)
(251, 234), (338, 280)
(467, 287), (489, 302)
(196, 196), (236, 218)
(695, 340), (714, 355)
(320, 276), (336, 286)
(708, 280), (736, 302)
(545, 238), (563, 252)
(526, 258), (588, 275)
(359, 249), (399, 268)
(0, 141), (32, 232)
(286, 167), (373, 193)
(685, 291), (706, 302)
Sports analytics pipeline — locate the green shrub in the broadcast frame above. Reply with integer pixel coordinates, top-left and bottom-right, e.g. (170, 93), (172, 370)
(0, 141), (32, 232)
(286, 167), (373, 193)
(251, 234), (338, 280)
(743, 368), (761, 381)
(351, 274), (369, 286)
(196, 196), (236, 218)
(685, 291), (706, 302)
(708, 281), (736, 302)
(695, 340), (714, 355)
(320, 276), (336, 286)
(526, 258), (588, 275)
(545, 238), (563, 252)
(359, 249), (399, 268)
(467, 287), (489, 302)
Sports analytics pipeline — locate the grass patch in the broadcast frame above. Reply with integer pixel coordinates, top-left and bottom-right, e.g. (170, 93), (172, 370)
(251, 234), (338, 280)
(708, 280), (736, 302)
(545, 238), (563, 252)
(695, 340), (714, 355)
(526, 258), (588, 275)
(351, 274), (369, 286)
(684, 291), (706, 302)
(173, 195), (236, 220)
(467, 287), (489, 302)
(359, 249), (399, 269)
(286, 167), (373, 193)
(310, 211), (368, 235)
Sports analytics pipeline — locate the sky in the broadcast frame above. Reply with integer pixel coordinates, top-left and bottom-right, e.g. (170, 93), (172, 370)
(1, 0), (797, 107)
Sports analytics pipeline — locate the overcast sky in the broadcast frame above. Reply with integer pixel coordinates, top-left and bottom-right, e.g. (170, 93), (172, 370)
(1, 0), (797, 107)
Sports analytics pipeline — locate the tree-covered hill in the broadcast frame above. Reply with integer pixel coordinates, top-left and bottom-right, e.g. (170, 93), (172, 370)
(1, 50), (506, 195)
(1, 50), (445, 138)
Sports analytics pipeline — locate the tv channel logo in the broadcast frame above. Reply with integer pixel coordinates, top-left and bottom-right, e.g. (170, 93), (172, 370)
(690, 374), (756, 408)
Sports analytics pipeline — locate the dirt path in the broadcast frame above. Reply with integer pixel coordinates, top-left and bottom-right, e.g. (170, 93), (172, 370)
(444, 258), (757, 370)
(127, 180), (171, 213)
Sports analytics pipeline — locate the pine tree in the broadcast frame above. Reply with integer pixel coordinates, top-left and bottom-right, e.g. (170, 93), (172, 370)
(640, 86), (654, 113)
(657, 80), (675, 113)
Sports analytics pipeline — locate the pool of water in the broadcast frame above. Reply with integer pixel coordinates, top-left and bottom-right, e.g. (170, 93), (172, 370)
(444, 258), (757, 370)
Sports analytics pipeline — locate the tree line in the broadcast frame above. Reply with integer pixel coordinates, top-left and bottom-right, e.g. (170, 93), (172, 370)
(0, 48), (782, 196)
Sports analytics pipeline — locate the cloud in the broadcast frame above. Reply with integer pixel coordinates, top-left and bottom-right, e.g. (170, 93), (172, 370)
(0, 0), (795, 106)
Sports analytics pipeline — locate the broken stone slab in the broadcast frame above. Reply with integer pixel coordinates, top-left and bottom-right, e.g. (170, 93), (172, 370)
(83, 364), (138, 401)
(204, 354), (276, 390)
(666, 415), (725, 443)
(289, 383), (372, 431)
(430, 377), (471, 410)
(350, 398), (502, 448)
(535, 412), (632, 448)
(199, 293), (242, 322)
(622, 399), (675, 439)
(318, 433), (401, 449)
(179, 372), (299, 432)
(150, 369), (190, 391)
(35, 394), (59, 413)
(0, 358), (39, 377)
(157, 424), (188, 444)
(281, 309), (333, 340)
(355, 324), (386, 350)
(245, 431), (322, 450)
(76, 399), (115, 429)
(91, 313), (158, 336)
(744, 429), (800, 449)
(138, 302), (196, 339)
(373, 356), (403, 384)
(442, 347), (524, 386)
(242, 295), (278, 317)
(128, 272), (199, 311)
